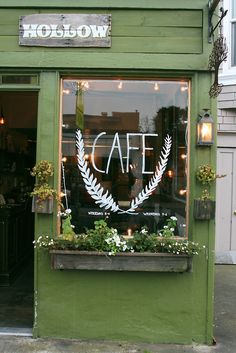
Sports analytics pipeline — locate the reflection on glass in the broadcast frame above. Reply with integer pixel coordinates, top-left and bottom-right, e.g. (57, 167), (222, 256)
(61, 79), (189, 236)
(233, 0), (236, 18)
(232, 23), (236, 66)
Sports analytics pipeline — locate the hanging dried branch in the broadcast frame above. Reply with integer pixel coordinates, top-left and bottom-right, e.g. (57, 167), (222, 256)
(208, 35), (228, 98)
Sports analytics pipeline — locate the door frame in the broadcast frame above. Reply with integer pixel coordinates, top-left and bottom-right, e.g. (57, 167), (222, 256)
(0, 73), (40, 334)
(216, 132), (236, 264)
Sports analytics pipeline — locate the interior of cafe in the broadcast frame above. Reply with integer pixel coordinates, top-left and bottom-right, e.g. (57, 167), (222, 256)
(0, 91), (37, 330)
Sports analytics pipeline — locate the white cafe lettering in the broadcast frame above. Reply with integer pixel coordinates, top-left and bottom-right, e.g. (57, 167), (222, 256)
(91, 132), (158, 175)
(22, 24), (109, 39)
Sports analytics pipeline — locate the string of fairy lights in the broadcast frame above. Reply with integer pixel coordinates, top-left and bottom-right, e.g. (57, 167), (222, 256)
(61, 160), (69, 210)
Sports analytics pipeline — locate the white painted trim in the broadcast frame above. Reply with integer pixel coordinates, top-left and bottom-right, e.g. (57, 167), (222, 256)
(215, 251), (236, 264)
(0, 327), (32, 336)
(217, 132), (236, 147)
(219, 73), (236, 85)
(220, 0), (236, 84)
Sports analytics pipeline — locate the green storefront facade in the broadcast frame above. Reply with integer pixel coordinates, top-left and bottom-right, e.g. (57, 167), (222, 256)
(0, 0), (217, 345)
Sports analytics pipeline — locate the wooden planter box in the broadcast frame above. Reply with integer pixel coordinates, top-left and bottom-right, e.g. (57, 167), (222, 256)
(193, 199), (215, 220)
(31, 196), (53, 214)
(50, 250), (192, 273)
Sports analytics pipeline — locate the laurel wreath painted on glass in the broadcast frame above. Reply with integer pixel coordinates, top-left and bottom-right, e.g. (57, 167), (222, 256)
(76, 129), (172, 215)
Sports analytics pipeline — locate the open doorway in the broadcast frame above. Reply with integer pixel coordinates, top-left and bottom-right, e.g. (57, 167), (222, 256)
(0, 91), (37, 332)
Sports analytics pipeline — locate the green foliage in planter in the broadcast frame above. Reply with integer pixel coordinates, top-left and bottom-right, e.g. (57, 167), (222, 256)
(196, 164), (216, 185)
(33, 218), (205, 256)
(85, 219), (118, 251)
(196, 164), (216, 201)
(127, 226), (203, 255)
(59, 209), (76, 240)
(31, 183), (58, 203)
(158, 216), (177, 237)
(30, 160), (60, 204)
(30, 160), (54, 184)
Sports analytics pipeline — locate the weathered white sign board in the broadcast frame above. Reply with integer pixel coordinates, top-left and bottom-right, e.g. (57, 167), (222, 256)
(19, 14), (111, 47)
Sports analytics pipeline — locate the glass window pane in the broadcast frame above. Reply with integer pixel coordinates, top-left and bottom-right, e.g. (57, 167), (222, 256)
(232, 23), (236, 66)
(0, 75), (38, 85)
(233, 0), (236, 18)
(61, 79), (188, 236)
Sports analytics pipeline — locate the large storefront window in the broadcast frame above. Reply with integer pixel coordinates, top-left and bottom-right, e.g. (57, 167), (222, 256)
(61, 79), (189, 236)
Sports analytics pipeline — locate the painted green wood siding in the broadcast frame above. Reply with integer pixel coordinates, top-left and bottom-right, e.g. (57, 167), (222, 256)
(0, 0), (216, 346)
(0, 0), (210, 10)
(32, 70), (216, 345)
(0, 9), (202, 54)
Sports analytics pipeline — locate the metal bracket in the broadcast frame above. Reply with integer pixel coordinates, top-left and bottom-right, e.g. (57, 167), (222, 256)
(208, 0), (228, 42)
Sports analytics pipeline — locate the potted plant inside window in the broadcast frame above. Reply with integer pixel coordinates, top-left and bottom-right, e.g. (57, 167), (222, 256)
(30, 160), (59, 214)
(194, 164), (216, 220)
(33, 214), (204, 273)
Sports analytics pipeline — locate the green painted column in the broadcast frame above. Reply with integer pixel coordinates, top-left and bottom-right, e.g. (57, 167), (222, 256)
(33, 71), (60, 337)
(189, 72), (216, 344)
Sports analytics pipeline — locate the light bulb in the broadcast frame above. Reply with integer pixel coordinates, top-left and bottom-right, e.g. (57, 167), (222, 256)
(167, 170), (174, 178)
(154, 82), (159, 91)
(127, 228), (132, 236)
(118, 81), (123, 90)
(63, 89), (70, 95)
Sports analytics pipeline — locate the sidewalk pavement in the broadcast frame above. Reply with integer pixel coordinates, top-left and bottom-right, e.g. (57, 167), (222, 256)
(0, 265), (235, 353)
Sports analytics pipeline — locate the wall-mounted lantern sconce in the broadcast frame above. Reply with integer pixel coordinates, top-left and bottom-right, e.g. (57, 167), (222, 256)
(197, 109), (214, 146)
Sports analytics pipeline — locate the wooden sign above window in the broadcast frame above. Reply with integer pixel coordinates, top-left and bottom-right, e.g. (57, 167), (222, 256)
(19, 14), (111, 47)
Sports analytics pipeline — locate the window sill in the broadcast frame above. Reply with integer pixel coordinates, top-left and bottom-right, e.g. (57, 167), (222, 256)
(50, 250), (192, 273)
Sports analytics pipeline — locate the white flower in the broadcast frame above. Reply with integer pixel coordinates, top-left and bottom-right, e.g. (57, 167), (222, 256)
(170, 228), (175, 232)
(122, 244), (127, 251)
(111, 234), (120, 247)
(111, 228), (118, 235)
(65, 208), (72, 214)
(163, 226), (168, 229)
(140, 228), (148, 235)
(170, 216), (177, 221)
(58, 211), (66, 217)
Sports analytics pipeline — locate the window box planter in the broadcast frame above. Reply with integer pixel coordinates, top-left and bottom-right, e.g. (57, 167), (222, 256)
(193, 199), (215, 220)
(50, 250), (192, 272)
(31, 196), (54, 214)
